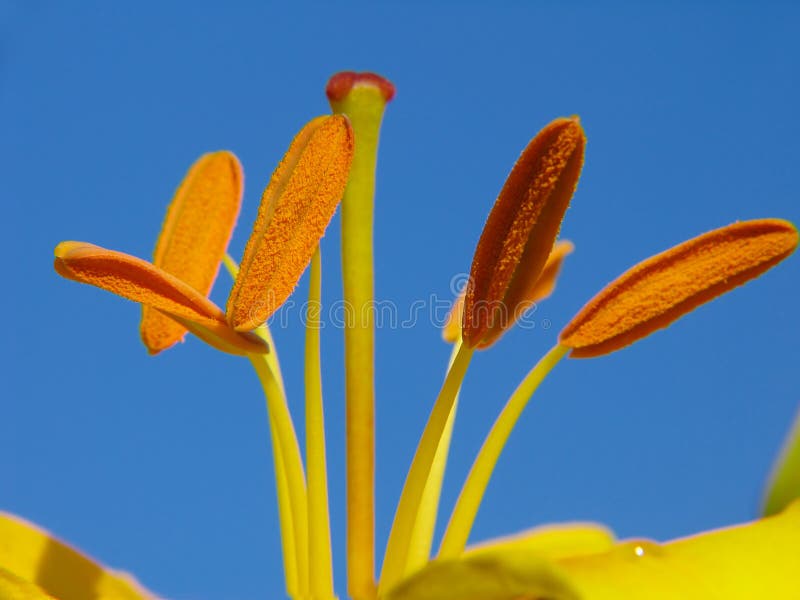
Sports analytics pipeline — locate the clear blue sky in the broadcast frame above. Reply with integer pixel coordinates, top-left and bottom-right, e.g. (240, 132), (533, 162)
(2, 2), (799, 599)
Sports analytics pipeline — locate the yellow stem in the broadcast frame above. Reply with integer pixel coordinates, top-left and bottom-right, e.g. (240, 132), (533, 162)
(438, 344), (569, 559)
(379, 344), (474, 594)
(404, 341), (464, 575)
(269, 415), (298, 595)
(305, 248), (335, 597)
(224, 254), (302, 593)
(250, 356), (309, 596)
(329, 83), (390, 599)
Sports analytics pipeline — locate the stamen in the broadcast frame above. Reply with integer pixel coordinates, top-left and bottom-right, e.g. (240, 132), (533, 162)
(305, 248), (335, 597)
(438, 344), (568, 559)
(222, 255), (300, 594)
(250, 356), (309, 596)
(464, 118), (585, 347)
(55, 241), (224, 324)
(226, 116), (354, 331)
(444, 241), (574, 347)
(142, 151), (243, 354)
(559, 219), (799, 358)
(404, 342), (464, 576)
(54, 242), (267, 356)
(477, 240), (574, 349)
(380, 344), (474, 594)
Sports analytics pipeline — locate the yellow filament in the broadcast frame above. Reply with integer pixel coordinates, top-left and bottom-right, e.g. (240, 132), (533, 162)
(379, 344), (474, 594)
(305, 248), (335, 598)
(438, 344), (568, 559)
(250, 356), (309, 596)
(404, 341), (464, 575)
(223, 255), (299, 593)
(269, 415), (299, 596)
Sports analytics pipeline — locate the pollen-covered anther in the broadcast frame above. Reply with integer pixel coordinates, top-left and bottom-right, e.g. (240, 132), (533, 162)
(559, 219), (799, 358)
(463, 117), (586, 348)
(226, 115), (355, 331)
(141, 151), (243, 354)
(443, 241), (574, 347)
(476, 240), (574, 349)
(54, 241), (268, 356)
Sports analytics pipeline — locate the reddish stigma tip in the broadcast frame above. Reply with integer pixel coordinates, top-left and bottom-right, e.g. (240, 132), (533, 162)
(326, 71), (396, 103)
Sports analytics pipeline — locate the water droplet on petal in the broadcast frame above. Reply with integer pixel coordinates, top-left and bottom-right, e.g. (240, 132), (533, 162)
(614, 539), (663, 560)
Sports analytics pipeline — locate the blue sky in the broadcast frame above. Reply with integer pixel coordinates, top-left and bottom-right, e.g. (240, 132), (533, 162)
(2, 2), (799, 599)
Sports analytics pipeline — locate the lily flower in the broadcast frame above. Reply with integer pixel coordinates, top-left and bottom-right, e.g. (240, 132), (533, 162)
(4, 71), (799, 600)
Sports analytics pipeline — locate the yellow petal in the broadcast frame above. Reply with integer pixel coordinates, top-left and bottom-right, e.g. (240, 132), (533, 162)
(142, 151), (243, 354)
(558, 501), (800, 599)
(383, 546), (579, 600)
(560, 219), (799, 358)
(383, 524), (602, 600)
(0, 567), (57, 600)
(227, 115), (354, 331)
(54, 242), (267, 355)
(464, 522), (615, 563)
(390, 505), (800, 599)
(463, 117), (585, 348)
(394, 523), (604, 600)
(0, 513), (153, 600)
